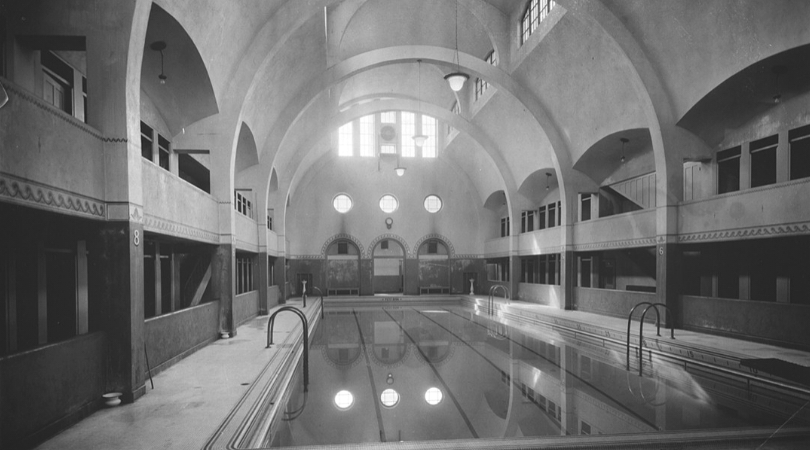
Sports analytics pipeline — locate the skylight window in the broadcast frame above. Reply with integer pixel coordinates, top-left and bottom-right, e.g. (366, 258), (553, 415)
(359, 115), (375, 157)
(422, 115), (437, 158)
(338, 122), (353, 156)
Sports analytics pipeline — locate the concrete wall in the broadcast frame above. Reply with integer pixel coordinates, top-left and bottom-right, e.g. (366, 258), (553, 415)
(0, 332), (106, 449)
(518, 227), (562, 255)
(681, 295), (810, 350)
(144, 301), (220, 375)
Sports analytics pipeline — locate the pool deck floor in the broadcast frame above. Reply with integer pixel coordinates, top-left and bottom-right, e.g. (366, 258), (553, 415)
(32, 296), (810, 450)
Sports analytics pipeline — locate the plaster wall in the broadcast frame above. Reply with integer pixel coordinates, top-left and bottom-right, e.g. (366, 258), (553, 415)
(485, 236), (511, 257)
(610, 0), (810, 121)
(287, 156), (485, 257)
(679, 177), (810, 238)
(1, 78), (105, 201)
(235, 211), (259, 252)
(141, 161), (219, 241)
(511, 14), (645, 163)
(518, 227), (563, 255)
(573, 209), (656, 248)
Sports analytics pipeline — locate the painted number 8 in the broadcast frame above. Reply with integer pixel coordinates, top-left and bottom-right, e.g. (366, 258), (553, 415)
(134, 230), (140, 246)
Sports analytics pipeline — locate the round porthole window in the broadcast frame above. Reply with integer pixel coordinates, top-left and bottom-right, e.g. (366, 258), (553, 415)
(379, 194), (398, 213)
(425, 387), (443, 405)
(333, 194), (352, 213)
(424, 195), (442, 213)
(380, 388), (400, 408)
(334, 390), (354, 410)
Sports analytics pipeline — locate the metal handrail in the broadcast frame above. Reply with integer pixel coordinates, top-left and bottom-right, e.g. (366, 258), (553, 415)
(266, 306), (310, 391)
(488, 285), (510, 315)
(626, 302), (675, 376)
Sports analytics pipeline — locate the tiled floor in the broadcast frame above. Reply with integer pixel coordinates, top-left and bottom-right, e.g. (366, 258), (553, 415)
(34, 297), (810, 450)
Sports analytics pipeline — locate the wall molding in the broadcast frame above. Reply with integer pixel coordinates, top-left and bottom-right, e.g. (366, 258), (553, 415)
(366, 234), (409, 259)
(679, 222), (810, 243)
(0, 173), (106, 219)
(143, 213), (219, 243)
(573, 237), (657, 251)
(289, 255), (323, 260)
(321, 233), (365, 259)
(412, 233), (456, 258)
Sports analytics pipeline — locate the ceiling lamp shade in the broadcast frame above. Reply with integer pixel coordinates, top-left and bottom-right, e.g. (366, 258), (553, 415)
(444, 72), (469, 92)
(395, 166), (406, 177)
(413, 134), (428, 146)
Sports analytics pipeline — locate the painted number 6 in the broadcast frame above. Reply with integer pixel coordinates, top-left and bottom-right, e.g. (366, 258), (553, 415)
(134, 229), (140, 246)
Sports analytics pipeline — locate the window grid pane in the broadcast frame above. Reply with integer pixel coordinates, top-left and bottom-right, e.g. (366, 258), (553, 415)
(359, 115), (375, 157)
(380, 195), (398, 213)
(422, 115), (437, 158)
(338, 122), (353, 156)
(401, 112), (416, 157)
(333, 194), (352, 213)
(424, 195), (442, 213)
(381, 111), (396, 123)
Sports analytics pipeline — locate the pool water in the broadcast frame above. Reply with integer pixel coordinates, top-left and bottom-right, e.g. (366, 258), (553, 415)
(262, 303), (810, 448)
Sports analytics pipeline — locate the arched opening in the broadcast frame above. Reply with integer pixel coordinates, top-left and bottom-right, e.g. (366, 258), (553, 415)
(372, 239), (405, 295)
(325, 239), (361, 296)
(417, 239), (450, 294)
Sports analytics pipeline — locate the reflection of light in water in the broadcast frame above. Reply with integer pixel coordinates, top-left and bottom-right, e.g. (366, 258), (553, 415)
(334, 390), (354, 410)
(425, 387), (443, 405)
(381, 389), (400, 407)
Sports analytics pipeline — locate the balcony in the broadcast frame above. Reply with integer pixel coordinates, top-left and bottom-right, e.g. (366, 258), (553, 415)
(573, 209), (656, 250)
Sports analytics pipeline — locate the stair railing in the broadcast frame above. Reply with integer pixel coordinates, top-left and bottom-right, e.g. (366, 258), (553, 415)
(266, 306), (310, 391)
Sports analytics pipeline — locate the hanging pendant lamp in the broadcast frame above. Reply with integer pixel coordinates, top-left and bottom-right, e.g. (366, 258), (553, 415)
(413, 60), (428, 147)
(445, 0), (469, 92)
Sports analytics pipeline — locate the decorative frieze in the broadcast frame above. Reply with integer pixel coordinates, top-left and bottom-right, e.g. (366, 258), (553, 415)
(412, 233), (455, 258)
(0, 174), (105, 219)
(321, 233), (365, 258)
(143, 214), (218, 243)
(573, 237), (657, 251)
(679, 222), (810, 243)
(365, 234), (409, 259)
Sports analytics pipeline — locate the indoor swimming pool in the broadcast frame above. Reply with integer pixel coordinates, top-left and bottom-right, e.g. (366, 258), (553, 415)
(212, 300), (810, 449)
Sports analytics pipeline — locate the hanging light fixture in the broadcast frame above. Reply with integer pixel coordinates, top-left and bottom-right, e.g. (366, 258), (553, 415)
(413, 60), (428, 147)
(545, 172), (552, 191)
(772, 65), (787, 104)
(444, 0), (469, 92)
(150, 41), (168, 85)
(620, 137), (629, 163)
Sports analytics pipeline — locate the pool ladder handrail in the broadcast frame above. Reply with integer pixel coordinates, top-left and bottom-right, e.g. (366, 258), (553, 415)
(488, 285), (510, 315)
(266, 306), (310, 391)
(626, 302), (675, 376)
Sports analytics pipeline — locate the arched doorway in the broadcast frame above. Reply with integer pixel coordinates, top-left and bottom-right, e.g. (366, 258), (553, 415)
(417, 239), (450, 294)
(372, 239), (405, 294)
(325, 239), (361, 296)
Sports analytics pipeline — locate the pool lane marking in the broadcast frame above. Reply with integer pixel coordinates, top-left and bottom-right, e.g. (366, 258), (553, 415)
(439, 308), (660, 431)
(383, 310), (480, 439)
(353, 309), (388, 442)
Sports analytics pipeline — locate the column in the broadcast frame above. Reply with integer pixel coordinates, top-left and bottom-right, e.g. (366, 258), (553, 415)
(211, 243), (235, 336)
(655, 240), (680, 328)
(256, 251), (269, 314)
(561, 250), (575, 310)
